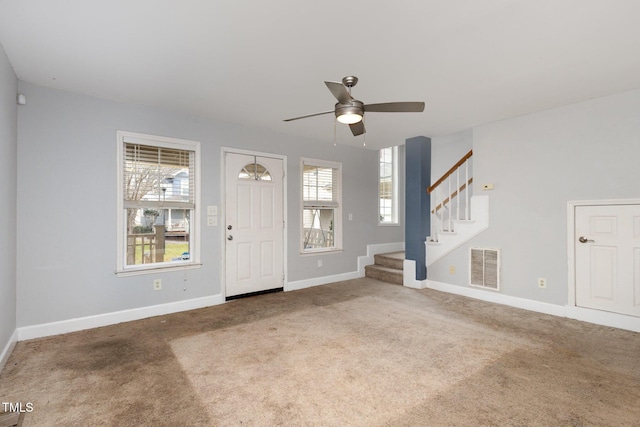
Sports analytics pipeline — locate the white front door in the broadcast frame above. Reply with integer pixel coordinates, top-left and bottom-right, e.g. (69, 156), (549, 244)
(575, 204), (640, 317)
(225, 152), (284, 298)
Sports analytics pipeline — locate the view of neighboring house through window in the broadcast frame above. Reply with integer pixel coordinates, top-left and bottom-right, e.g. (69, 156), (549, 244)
(379, 146), (398, 224)
(301, 158), (342, 253)
(116, 131), (200, 273)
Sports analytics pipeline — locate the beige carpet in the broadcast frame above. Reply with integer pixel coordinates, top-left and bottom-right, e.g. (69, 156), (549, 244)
(1, 278), (640, 426)
(170, 296), (534, 425)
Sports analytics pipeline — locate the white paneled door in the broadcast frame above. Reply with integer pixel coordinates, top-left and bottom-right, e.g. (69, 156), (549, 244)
(225, 152), (284, 298)
(575, 204), (640, 317)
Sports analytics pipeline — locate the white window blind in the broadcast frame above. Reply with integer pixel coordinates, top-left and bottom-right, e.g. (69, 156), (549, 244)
(302, 164), (338, 208)
(123, 143), (195, 209)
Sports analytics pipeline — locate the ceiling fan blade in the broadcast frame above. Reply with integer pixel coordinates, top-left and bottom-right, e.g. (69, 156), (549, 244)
(325, 81), (352, 104)
(283, 110), (334, 122)
(364, 102), (425, 113)
(349, 121), (365, 136)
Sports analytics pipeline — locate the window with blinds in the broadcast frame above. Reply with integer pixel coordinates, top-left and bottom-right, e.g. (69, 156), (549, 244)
(116, 131), (200, 274)
(302, 164), (338, 207)
(301, 159), (342, 252)
(123, 143), (195, 208)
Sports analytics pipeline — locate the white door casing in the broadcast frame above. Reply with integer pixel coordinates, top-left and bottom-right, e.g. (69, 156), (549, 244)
(575, 204), (640, 317)
(224, 152), (284, 298)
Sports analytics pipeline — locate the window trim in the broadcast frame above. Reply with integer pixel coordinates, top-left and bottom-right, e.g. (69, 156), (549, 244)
(379, 146), (399, 226)
(300, 157), (342, 254)
(116, 131), (201, 276)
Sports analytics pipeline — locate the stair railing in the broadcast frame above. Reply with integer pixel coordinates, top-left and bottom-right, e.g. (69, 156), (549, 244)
(426, 150), (473, 242)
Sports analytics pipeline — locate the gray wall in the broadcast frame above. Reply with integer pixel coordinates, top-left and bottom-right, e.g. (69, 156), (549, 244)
(0, 43), (17, 352)
(16, 82), (403, 327)
(429, 89), (640, 306)
(431, 130), (473, 182)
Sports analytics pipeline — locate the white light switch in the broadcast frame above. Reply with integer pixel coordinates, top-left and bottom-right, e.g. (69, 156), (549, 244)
(207, 205), (218, 216)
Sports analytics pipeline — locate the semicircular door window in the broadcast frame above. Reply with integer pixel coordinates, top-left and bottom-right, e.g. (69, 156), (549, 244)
(238, 162), (272, 181)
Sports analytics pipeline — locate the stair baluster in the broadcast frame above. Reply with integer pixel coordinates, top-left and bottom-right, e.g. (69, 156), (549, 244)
(427, 150), (473, 243)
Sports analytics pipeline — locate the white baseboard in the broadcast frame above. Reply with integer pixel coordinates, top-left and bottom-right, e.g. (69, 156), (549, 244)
(17, 294), (225, 341)
(426, 280), (566, 317)
(566, 306), (640, 333)
(0, 329), (18, 374)
(424, 279), (640, 333)
(287, 271), (361, 292)
(15, 242), (406, 342)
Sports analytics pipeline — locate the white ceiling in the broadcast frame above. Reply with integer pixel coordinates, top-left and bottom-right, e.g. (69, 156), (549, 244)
(1, 0), (640, 150)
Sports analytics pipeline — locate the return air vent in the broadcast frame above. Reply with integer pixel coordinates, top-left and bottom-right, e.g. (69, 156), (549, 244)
(470, 248), (500, 290)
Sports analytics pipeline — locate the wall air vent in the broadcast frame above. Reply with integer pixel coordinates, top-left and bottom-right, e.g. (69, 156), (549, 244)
(470, 248), (500, 290)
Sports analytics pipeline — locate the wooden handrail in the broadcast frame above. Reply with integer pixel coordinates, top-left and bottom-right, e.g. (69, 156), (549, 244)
(427, 149), (473, 194)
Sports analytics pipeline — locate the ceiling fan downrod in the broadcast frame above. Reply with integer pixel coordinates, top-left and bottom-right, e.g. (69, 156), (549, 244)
(342, 76), (358, 96)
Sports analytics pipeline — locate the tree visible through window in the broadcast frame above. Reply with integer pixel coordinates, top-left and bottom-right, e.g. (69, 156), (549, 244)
(117, 132), (200, 273)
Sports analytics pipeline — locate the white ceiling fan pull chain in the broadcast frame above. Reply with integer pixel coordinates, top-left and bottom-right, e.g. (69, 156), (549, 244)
(362, 116), (366, 147)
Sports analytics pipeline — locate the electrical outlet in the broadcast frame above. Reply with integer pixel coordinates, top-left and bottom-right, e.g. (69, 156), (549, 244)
(537, 277), (547, 289)
(153, 279), (162, 291)
(449, 265), (456, 274)
(317, 259), (322, 268)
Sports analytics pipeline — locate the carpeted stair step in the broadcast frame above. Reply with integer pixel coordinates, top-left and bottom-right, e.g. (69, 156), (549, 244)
(373, 252), (405, 270)
(365, 264), (403, 285)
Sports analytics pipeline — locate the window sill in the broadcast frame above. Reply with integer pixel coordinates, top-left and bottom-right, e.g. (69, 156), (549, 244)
(300, 248), (343, 256)
(115, 262), (202, 277)
(378, 222), (400, 227)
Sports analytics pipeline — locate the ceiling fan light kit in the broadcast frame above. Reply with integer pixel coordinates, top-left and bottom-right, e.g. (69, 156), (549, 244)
(284, 76), (425, 138)
(335, 101), (364, 124)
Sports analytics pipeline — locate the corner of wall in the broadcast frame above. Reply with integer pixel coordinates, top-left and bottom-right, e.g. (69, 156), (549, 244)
(0, 40), (18, 376)
(0, 329), (18, 374)
(403, 259), (428, 289)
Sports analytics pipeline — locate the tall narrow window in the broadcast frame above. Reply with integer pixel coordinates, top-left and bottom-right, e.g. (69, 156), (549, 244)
(116, 131), (200, 275)
(301, 158), (342, 253)
(379, 146), (398, 224)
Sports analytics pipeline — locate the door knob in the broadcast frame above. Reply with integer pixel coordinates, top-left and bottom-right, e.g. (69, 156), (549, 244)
(227, 225), (232, 230)
(578, 236), (594, 243)
(227, 235), (233, 241)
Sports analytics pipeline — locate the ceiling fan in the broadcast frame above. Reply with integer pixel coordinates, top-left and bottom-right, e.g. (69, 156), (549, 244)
(283, 76), (425, 136)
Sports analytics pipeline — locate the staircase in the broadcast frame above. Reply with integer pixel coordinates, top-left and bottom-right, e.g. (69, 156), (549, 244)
(426, 150), (488, 266)
(365, 251), (404, 285)
(426, 195), (488, 265)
